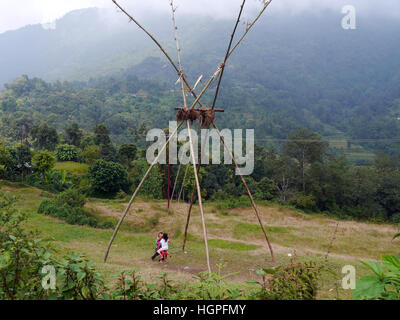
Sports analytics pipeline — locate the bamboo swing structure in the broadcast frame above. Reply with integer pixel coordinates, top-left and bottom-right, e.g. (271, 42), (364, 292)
(104, 0), (275, 271)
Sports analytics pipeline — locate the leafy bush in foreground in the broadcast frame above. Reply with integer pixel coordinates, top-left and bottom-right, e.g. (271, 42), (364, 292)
(248, 259), (322, 300)
(353, 234), (400, 300)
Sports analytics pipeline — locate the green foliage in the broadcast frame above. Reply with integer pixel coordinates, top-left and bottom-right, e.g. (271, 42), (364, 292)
(64, 123), (83, 147)
(178, 264), (242, 300)
(0, 193), (53, 300)
(53, 253), (107, 300)
(128, 159), (163, 199)
(248, 260), (322, 300)
(213, 195), (251, 210)
(31, 123), (59, 151)
(37, 189), (108, 228)
(55, 144), (79, 162)
(254, 177), (277, 201)
(353, 255), (400, 300)
(5, 144), (32, 180)
(26, 169), (80, 193)
(118, 144), (137, 167)
(290, 194), (318, 212)
(88, 160), (129, 196)
(56, 188), (86, 208)
(32, 150), (56, 181)
(82, 145), (100, 165)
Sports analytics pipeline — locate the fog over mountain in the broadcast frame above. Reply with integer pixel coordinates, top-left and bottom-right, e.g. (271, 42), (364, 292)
(0, 1), (399, 154)
(0, 1), (399, 87)
(0, 0), (399, 35)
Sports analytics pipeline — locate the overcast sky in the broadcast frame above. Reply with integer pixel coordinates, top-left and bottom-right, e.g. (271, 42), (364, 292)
(0, 0), (398, 34)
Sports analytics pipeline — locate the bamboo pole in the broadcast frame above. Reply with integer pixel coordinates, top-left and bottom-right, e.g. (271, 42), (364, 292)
(112, 0), (204, 108)
(212, 121), (275, 262)
(182, 129), (209, 252)
(112, 0), (273, 111)
(170, 2), (210, 271)
(211, 0), (246, 109)
(187, 120), (211, 273)
(104, 121), (183, 263)
(226, 1), (273, 61)
(171, 163), (181, 201)
(177, 164), (189, 203)
(106, 0), (275, 265)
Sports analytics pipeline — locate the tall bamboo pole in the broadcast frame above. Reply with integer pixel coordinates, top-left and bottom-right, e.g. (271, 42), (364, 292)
(171, 163), (181, 201)
(182, 130), (209, 251)
(211, 0), (246, 110)
(212, 122), (275, 262)
(177, 164), (189, 203)
(187, 120), (211, 273)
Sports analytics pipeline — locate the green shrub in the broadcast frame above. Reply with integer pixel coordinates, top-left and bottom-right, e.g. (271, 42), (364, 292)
(290, 194), (318, 212)
(38, 189), (99, 228)
(0, 194), (54, 300)
(55, 188), (86, 208)
(248, 260), (322, 300)
(53, 253), (108, 300)
(89, 160), (129, 196)
(55, 144), (79, 162)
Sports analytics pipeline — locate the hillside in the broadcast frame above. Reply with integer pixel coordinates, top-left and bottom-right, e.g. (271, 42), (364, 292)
(1, 180), (399, 300)
(0, 8), (400, 154)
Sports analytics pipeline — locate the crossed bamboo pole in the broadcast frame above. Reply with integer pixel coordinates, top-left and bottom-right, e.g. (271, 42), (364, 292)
(171, 0), (211, 272)
(104, 0), (275, 266)
(182, 0), (246, 252)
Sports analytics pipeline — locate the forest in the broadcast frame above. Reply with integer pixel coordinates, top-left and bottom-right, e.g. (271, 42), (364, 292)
(0, 75), (399, 224)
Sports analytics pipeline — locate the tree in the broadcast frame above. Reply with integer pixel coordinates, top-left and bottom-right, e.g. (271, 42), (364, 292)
(94, 124), (111, 146)
(31, 123), (59, 151)
(16, 116), (33, 145)
(93, 124), (117, 162)
(375, 154), (400, 218)
(83, 145), (100, 165)
(32, 150), (56, 182)
(284, 128), (328, 193)
(88, 160), (128, 195)
(6, 144), (32, 180)
(65, 123), (83, 147)
(118, 144), (137, 167)
(0, 144), (12, 179)
(128, 159), (163, 199)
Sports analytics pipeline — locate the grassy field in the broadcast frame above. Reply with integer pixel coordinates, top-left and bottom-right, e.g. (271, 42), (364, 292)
(1, 180), (399, 300)
(54, 161), (89, 175)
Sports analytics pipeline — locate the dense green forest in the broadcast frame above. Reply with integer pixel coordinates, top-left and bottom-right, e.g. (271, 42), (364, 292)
(1, 106), (400, 224)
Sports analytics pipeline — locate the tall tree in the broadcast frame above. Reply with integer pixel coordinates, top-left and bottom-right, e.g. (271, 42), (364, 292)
(65, 123), (83, 147)
(30, 123), (59, 151)
(93, 124), (117, 162)
(32, 150), (56, 183)
(118, 144), (137, 167)
(284, 128), (328, 193)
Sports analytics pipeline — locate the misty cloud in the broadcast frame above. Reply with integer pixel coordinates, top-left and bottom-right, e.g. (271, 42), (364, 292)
(1, 0), (399, 34)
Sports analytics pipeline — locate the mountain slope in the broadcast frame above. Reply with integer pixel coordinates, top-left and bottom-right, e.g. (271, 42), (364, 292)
(0, 8), (400, 153)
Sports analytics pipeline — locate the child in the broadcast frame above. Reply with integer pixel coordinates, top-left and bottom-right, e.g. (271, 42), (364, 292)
(151, 232), (163, 261)
(157, 233), (169, 263)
